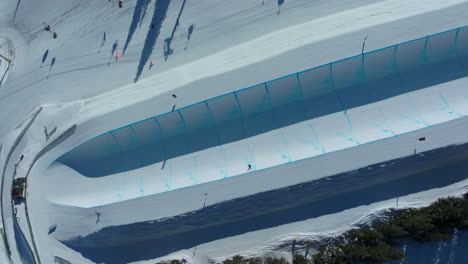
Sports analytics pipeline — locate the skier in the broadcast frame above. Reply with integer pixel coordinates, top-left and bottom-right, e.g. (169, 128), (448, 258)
(53, 32), (57, 39)
(248, 164), (252, 171)
(44, 24), (50, 32)
(149, 60), (154, 70)
(118, 1), (123, 8)
(115, 50), (120, 61)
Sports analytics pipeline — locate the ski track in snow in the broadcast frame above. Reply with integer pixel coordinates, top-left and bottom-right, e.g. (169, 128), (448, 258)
(81, 0), (467, 118)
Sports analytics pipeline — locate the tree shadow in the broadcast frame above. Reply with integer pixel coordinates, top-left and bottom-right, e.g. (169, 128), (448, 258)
(163, 0), (187, 61)
(123, 0), (152, 55)
(41, 49), (49, 67)
(138, 0), (152, 29)
(134, 0), (171, 82)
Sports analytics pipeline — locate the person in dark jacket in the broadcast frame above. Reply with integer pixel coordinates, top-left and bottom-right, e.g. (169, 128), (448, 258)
(118, 1), (123, 8)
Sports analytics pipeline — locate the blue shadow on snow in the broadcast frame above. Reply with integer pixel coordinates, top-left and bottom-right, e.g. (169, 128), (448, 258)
(134, 0), (171, 82)
(62, 143), (468, 264)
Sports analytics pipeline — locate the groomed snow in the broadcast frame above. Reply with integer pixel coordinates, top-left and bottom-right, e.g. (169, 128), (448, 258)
(51, 26), (468, 208)
(1, 0), (468, 263)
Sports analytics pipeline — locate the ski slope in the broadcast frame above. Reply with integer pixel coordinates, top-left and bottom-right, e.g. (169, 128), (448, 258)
(0, 0), (468, 263)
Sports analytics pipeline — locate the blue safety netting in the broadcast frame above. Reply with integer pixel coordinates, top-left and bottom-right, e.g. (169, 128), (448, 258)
(58, 26), (468, 177)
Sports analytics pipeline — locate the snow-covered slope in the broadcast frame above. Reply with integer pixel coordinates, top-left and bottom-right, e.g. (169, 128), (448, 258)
(49, 25), (468, 209)
(1, 0), (468, 263)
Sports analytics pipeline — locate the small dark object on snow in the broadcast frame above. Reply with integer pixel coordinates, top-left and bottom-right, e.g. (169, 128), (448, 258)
(419, 137), (426, 141)
(277, 0), (285, 15)
(248, 164), (252, 170)
(172, 94), (177, 98)
(187, 24), (195, 39)
(96, 212), (101, 224)
(53, 32), (57, 39)
(150, 24), (155, 29)
(118, 1), (123, 8)
(44, 24), (50, 31)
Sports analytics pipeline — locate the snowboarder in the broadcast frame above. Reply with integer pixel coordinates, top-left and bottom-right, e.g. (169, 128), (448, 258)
(118, 1), (123, 8)
(44, 24), (50, 32)
(53, 32), (57, 39)
(149, 60), (154, 70)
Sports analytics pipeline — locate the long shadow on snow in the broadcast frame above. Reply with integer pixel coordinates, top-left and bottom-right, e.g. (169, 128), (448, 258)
(122, 0), (152, 55)
(12, 0), (21, 23)
(63, 143), (468, 264)
(60, 54), (468, 178)
(163, 0), (187, 60)
(134, 0), (171, 82)
(41, 49), (48, 66)
(13, 210), (36, 264)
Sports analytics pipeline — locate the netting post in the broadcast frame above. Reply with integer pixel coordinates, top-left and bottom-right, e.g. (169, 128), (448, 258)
(233, 92), (247, 139)
(454, 28), (465, 67)
(328, 63), (346, 112)
(423, 36), (430, 65)
(264, 82), (291, 162)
